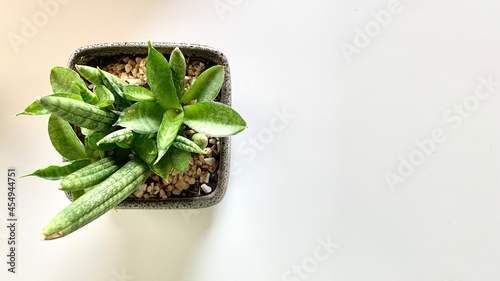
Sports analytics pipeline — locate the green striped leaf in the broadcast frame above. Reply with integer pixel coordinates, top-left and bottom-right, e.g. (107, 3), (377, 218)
(155, 109), (184, 164)
(22, 159), (91, 180)
(48, 114), (88, 160)
(180, 65), (224, 103)
(50, 67), (86, 95)
(115, 101), (164, 133)
(183, 102), (246, 137)
(147, 41), (181, 111)
(16, 93), (82, 116)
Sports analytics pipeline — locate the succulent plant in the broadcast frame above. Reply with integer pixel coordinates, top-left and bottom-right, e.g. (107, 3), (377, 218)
(18, 42), (246, 240)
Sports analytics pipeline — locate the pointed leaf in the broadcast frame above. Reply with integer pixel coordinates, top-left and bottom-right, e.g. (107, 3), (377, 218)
(93, 85), (115, 108)
(150, 153), (173, 180)
(180, 65), (224, 103)
(75, 82), (99, 104)
(50, 67), (86, 95)
(172, 135), (206, 154)
(147, 41), (181, 110)
(16, 93), (82, 116)
(86, 131), (116, 151)
(183, 102), (246, 137)
(169, 47), (186, 99)
(96, 128), (135, 146)
(75, 65), (102, 85)
(115, 101), (164, 133)
(22, 159), (91, 180)
(155, 109), (184, 164)
(170, 147), (191, 172)
(98, 68), (131, 110)
(48, 114), (88, 160)
(123, 85), (155, 101)
(132, 137), (157, 164)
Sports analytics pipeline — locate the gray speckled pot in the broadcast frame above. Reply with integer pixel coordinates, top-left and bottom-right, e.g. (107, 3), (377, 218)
(64, 42), (232, 209)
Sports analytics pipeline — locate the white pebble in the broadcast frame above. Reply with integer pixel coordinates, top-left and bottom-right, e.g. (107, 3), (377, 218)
(202, 173), (210, 183)
(201, 184), (212, 194)
(204, 157), (216, 166)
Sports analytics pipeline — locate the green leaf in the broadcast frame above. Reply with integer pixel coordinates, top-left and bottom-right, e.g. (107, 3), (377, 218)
(132, 137), (157, 164)
(86, 131), (116, 151)
(16, 93), (82, 116)
(147, 41), (181, 110)
(115, 101), (164, 133)
(180, 65), (224, 103)
(22, 159), (91, 180)
(75, 65), (102, 85)
(149, 152), (172, 180)
(98, 68), (131, 110)
(50, 67), (87, 95)
(172, 135), (206, 154)
(93, 85), (115, 108)
(48, 114), (88, 160)
(96, 128), (135, 146)
(191, 132), (208, 149)
(75, 83), (99, 104)
(155, 109), (184, 164)
(72, 190), (86, 201)
(183, 102), (246, 137)
(169, 47), (186, 99)
(170, 147), (191, 172)
(123, 85), (156, 101)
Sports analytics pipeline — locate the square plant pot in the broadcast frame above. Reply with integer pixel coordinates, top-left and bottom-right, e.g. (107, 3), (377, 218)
(64, 42), (232, 209)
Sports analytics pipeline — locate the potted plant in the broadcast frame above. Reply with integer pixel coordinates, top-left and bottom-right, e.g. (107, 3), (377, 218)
(18, 41), (246, 240)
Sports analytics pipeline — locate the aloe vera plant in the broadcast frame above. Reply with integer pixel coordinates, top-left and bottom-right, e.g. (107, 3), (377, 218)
(18, 42), (246, 240)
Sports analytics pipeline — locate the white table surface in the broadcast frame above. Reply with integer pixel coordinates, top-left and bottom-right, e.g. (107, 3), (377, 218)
(2, 0), (500, 280)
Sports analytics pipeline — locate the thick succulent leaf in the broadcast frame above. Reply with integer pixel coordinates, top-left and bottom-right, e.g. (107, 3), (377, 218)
(50, 67), (86, 95)
(155, 109), (184, 164)
(115, 101), (164, 133)
(93, 85), (115, 108)
(180, 65), (224, 103)
(48, 114), (88, 160)
(147, 41), (181, 110)
(86, 131), (116, 151)
(75, 65), (102, 85)
(72, 190), (86, 201)
(123, 85), (156, 101)
(16, 93), (82, 116)
(76, 83), (99, 104)
(169, 47), (186, 99)
(149, 151), (173, 180)
(96, 128), (135, 146)
(172, 135), (206, 154)
(183, 102), (246, 137)
(22, 159), (91, 180)
(132, 137), (157, 164)
(98, 68), (130, 110)
(170, 147), (191, 172)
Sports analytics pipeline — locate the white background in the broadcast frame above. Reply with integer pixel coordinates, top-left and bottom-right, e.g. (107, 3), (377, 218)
(1, 0), (500, 280)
